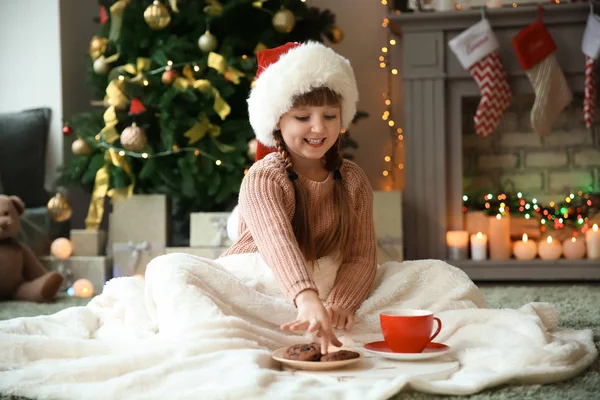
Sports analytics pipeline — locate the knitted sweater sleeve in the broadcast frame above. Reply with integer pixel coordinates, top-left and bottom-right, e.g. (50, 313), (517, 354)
(238, 159), (318, 304)
(325, 163), (377, 313)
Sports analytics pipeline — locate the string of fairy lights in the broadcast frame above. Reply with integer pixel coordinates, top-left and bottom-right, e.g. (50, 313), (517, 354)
(380, 1), (404, 191)
(462, 189), (599, 234)
(376, 1), (569, 191)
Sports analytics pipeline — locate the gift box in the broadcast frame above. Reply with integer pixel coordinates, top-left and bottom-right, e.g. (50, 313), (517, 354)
(373, 191), (404, 264)
(39, 256), (112, 295)
(108, 194), (170, 248)
(190, 212), (233, 247)
(166, 246), (229, 259)
(112, 241), (165, 277)
(71, 229), (107, 256)
(107, 195), (169, 276)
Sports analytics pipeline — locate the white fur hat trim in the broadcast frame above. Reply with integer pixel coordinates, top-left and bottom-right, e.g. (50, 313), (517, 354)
(247, 42), (359, 147)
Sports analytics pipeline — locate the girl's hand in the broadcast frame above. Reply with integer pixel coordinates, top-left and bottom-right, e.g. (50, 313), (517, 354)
(280, 290), (342, 354)
(326, 305), (355, 331)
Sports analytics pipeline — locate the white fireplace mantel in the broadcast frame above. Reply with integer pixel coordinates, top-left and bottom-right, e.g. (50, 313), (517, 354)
(390, 3), (599, 280)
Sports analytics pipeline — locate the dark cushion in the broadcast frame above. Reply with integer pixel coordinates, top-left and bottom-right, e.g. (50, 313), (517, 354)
(0, 108), (51, 208)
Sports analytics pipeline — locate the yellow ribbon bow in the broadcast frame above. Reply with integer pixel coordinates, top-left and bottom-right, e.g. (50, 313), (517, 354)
(104, 74), (129, 110)
(85, 148), (135, 229)
(207, 52), (245, 85)
(184, 114), (221, 144)
(122, 57), (152, 83)
(173, 64), (231, 120)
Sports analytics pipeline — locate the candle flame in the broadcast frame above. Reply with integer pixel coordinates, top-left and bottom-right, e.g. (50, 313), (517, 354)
(547, 236), (553, 243)
(594, 224), (599, 232)
(476, 232), (483, 238)
(496, 214), (502, 220)
(571, 237), (577, 243)
(522, 233), (528, 242)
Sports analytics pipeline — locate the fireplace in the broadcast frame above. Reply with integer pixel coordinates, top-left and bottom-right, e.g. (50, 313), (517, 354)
(390, 3), (600, 280)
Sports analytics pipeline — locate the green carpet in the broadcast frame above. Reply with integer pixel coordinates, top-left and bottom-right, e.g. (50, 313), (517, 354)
(0, 284), (598, 400)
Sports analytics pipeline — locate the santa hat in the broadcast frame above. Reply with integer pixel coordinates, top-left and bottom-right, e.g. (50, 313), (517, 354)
(247, 41), (359, 161)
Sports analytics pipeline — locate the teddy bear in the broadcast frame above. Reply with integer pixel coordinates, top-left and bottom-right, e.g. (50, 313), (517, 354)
(0, 195), (63, 302)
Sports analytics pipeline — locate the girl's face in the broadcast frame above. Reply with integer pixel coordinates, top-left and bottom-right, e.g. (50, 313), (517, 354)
(278, 105), (341, 163)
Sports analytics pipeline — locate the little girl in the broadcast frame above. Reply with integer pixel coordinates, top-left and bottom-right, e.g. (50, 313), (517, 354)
(0, 42), (589, 400)
(220, 41), (376, 354)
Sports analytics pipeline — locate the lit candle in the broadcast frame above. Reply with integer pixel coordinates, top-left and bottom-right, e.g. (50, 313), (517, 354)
(488, 214), (511, 260)
(585, 224), (600, 259)
(538, 236), (562, 260)
(71, 279), (95, 298)
(513, 233), (537, 260)
(470, 232), (488, 260)
(446, 230), (469, 260)
(562, 237), (586, 260)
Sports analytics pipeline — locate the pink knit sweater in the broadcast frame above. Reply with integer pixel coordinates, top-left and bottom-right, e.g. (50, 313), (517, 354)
(221, 153), (377, 312)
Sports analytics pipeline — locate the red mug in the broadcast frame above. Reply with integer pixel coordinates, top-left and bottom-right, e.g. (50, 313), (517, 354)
(379, 309), (442, 353)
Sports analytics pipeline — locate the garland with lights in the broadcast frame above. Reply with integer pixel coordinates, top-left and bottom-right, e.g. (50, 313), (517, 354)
(462, 189), (600, 233)
(380, 1), (404, 190)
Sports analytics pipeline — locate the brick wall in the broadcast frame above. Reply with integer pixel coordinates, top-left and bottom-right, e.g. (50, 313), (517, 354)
(462, 94), (600, 203)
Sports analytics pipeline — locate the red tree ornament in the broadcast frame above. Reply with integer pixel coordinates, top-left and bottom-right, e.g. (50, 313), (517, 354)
(129, 97), (147, 115)
(100, 6), (108, 24)
(63, 124), (73, 136)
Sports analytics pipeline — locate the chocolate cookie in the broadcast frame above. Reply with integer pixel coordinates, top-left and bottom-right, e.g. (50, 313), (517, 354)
(283, 343), (322, 361)
(320, 350), (360, 362)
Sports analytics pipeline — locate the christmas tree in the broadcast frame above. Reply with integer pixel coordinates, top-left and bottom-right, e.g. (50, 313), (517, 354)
(57, 0), (356, 234)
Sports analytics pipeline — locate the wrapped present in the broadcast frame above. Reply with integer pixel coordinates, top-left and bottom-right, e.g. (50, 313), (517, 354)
(373, 191), (404, 264)
(166, 246), (229, 259)
(39, 256), (112, 295)
(190, 212), (233, 247)
(112, 241), (165, 277)
(108, 194), (169, 249)
(71, 229), (107, 256)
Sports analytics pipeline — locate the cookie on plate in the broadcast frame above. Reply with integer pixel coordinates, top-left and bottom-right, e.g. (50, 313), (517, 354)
(283, 343), (322, 362)
(320, 350), (360, 362)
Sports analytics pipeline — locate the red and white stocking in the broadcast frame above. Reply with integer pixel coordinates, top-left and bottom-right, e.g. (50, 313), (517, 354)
(449, 19), (512, 137)
(513, 10), (573, 136)
(582, 12), (600, 129)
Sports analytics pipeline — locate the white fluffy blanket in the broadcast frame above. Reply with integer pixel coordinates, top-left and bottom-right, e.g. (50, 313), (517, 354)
(0, 253), (596, 399)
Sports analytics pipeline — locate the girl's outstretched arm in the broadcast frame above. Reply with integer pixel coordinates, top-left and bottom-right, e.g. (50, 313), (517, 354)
(239, 160), (318, 304)
(325, 165), (377, 317)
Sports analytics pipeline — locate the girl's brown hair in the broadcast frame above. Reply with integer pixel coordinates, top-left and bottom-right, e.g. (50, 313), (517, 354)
(273, 87), (351, 263)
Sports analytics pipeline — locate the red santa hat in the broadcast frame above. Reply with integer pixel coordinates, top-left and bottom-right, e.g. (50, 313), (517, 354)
(247, 41), (359, 161)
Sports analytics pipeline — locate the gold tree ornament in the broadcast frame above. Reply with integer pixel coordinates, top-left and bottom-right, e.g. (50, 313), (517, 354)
(272, 9), (295, 33)
(89, 36), (108, 61)
(198, 31), (218, 52)
(120, 122), (148, 152)
(71, 137), (92, 156)
(144, 0), (171, 30)
(47, 193), (73, 223)
(327, 26), (344, 44)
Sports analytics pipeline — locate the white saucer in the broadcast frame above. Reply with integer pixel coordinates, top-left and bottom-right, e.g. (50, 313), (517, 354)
(363, 341), (452, 361)
(272, 347), (364, 371)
